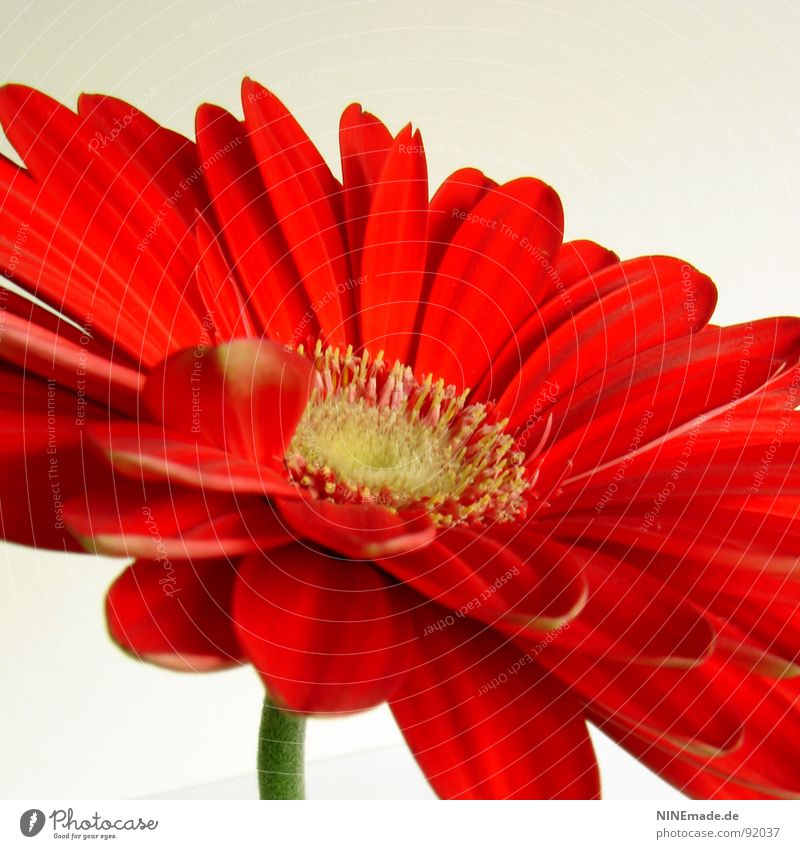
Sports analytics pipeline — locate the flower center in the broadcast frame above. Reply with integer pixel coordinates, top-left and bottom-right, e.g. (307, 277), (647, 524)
(285, 342), (529, 526)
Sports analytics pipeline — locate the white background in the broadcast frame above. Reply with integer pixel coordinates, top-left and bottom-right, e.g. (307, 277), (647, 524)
(1, 0), (800, 799)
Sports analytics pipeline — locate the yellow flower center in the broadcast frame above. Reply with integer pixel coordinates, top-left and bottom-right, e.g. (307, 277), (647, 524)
(286, 343), (529, 527)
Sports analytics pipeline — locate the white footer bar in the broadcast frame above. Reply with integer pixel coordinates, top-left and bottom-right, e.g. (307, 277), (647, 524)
(2, 799), (796, 848)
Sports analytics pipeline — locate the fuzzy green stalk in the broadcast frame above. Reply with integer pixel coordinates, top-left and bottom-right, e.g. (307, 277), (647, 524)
(257, 695), (306, 800)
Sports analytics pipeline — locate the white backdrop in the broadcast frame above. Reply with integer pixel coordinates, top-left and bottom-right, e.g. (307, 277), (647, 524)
(1, 0), (799, 799)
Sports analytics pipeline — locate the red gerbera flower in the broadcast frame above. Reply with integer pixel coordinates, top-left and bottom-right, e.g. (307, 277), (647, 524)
(2, 78), (799, 800)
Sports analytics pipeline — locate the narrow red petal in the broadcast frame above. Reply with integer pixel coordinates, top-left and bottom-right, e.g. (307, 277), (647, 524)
(591, 713), (774, 799)
(338, 103), (393, 344)
(0, 368), (120, 551)
(546, 371), (800, 516)
(587, 670), (800, 798)
(195, 103), (312, 342)
(242, 79), (349, 347)
(415, 177), (564, 390)
(535, 650), (744, 758)
(0, 289), (143, 416)
(504, 544), (716, 666)
(193, 216), (257, 339)
(339, 104), (393, 274)
(531, 317), (799, 483)
(425, 168), (497, 276)
(551, 239), (619, 290)
(473, 239), (620, 401)
(359, 125), (429, 363)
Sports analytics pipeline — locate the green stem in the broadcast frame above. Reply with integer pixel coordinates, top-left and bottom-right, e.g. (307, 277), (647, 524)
(257, 695), (307, 800)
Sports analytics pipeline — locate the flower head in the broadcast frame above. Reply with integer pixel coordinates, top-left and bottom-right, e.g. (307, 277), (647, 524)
(1, 78), (800, 799)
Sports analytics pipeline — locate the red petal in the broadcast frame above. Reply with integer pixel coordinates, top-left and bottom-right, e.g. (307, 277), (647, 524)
(587, 670), (800, 798)
(64, 485), (291, 559)
(701, 589), (800, 676)
(76, 92), (206, 310)
(276, 497), (436, 559)
(0, 368), (120, 551)
(473, 240), (620, 402)
(338, 104), (393, 344)
(548, 512), (800, 598)
(391, 611), (599, 799)
(193, 216), (257, 339)
(195, 103), (311, 342)
(89, 421), (300, 497)
(532, 318), (798, 484)
(234, 546), (416, 713)
(561, 506), (800, 678)
(415, 178), (563, 389)
(0, 85), (205, 365)
(143, 338), (312, 466)
(407, 167), (497, 369)
(106, 557), (244, 671)
(338, 104), (393, 276)
(498, 256), (717, 432)
(242, 80), (349, 347)
(77, 91), (208, 234)
(697, 676), (800, 797)
(592, 717), (774, 799)
(546, 383), (800, 517)
(359, 125), (429, 363)
(715, 618), (800, 679)
(87, 422), (299, 498)
(506, 544), (716, 666)
(0, 289), (143, 416)
(536, 650), (744, 758)
(380, 526), (587, 631)
(552, 239), (619, 289)
(425, 168), (497, 277)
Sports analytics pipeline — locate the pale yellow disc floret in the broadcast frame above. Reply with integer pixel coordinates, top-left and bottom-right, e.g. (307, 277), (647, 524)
(291, 395), (473, 508)
(285, 343), (529, 526)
